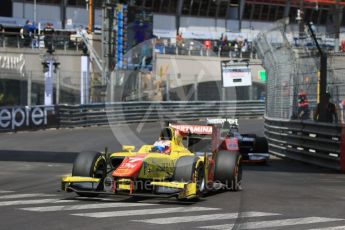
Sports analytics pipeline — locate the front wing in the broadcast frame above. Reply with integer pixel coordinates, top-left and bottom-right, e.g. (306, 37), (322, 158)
(61, 176), (198, 200)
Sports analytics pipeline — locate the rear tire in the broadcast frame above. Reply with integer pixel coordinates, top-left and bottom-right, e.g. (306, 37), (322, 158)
(72, 151), (106, 197)
(214, 150), (242, 191)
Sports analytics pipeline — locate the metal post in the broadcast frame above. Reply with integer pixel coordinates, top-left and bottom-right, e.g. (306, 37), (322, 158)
(239, 0), (246, 32)
(334, 0), (342, 52)
(138, 72), (142, 101)
(222, 87), (226, 101)
(34, 0), (37, 25)
(101, 4), (106, 84)
(27, 71), (32, 106)
(283, 0), (291, 18)
(194, 74), (198, 101)
(320, 54), (327, 101)
(176, 0), (184, 34)
(306, 22), (327, 103)
(110, 71), (115, 102)
(56, 68), (60, 104)
(298, 0), (304, 38)
(249, 85), (253, 100)
(166, 74), (170, 101)
(61, 0), (67, 29)
(88, 0), (95, 33)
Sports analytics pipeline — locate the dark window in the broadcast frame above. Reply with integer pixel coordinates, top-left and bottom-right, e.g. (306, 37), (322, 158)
(261, 5), (269, 20)
(168, 0), (177, 14)
(289, 7), (297, 23)
(218, 1), (228, 18)
(320, 9), (328, 25)
(145, 0), (153, 8)
(0, 0), (12, 17)
(268, 5), (276, 21)
(304, 8), (312, 23)
(311, 9), (319, 24)
(25, 0), (60, 3)
(134, 0), (144, 7)
(252, 4), (262, 20)
(199, 0), (209, 16)
(243, 3), (252, 20)
(182, 0), (190, 15)
(191, 0), (200, 16)
(161, 0), (170, 13)
(153, 0), (161, 12)
(67, 0), (100, 7)
(276, 6), (284, 20)
(208, 0), (218, 17)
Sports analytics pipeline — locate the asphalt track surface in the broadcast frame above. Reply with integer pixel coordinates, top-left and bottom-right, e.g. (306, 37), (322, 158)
(1, 119), (345, 230)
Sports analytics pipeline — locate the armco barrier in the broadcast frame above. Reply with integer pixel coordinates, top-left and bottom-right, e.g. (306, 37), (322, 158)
(57, 101), (265, 128)
(265, 116), (345, 171)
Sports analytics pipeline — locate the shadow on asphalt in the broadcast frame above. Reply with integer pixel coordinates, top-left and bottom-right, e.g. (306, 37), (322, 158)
(61, 193), (200, 205)
(0, 150), (78, 163)
(243, 157), (339, 174)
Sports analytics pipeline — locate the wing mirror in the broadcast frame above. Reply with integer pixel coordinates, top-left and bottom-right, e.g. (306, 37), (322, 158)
(122, 145), (135, 152)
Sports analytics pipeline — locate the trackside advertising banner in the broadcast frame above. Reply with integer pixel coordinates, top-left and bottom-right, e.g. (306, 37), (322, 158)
(0, 106), (57, 131)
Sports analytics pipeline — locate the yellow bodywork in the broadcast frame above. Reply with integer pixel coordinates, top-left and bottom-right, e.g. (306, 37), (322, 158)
(61, 176), (100, 192)
(62, 176), (100, 183)
(151, 181), (198, 199)
(61, 127), (206, 199)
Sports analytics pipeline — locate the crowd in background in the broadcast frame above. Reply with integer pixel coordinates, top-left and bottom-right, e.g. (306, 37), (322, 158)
(154, 32), (257, 58)
(294, 90), (345, 124)
(0, 20), (89, 50)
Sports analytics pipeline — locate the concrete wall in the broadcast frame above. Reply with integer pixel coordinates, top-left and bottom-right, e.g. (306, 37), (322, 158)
(155, 54), (265, 89)
(0, 47), (83, 91)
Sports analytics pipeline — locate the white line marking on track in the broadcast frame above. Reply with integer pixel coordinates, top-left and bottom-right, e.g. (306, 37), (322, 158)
(199, 224), (235, 230)
(0, 191), (14, 194)
(0, 199), (75, 207)
(307, 226), (345, 230)
(72, 207), (220, 218)
(0, 193), (56, 199)
(199, 217), (344, 229)
(132, 212), (280, 224)
(20, 202), (157, 212)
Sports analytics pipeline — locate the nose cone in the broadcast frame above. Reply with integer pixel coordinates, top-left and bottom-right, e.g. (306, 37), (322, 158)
(112, 154), (146, 178)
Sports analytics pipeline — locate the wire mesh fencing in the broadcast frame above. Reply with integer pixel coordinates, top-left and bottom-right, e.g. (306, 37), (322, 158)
(255, 18), (345, 123)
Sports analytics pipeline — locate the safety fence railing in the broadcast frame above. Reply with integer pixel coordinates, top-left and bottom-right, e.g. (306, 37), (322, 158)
(265, 116), (345, 171)
(0, 31), (257, 58)
(57, 101), (265, 128)
(0, 31), (85, 52)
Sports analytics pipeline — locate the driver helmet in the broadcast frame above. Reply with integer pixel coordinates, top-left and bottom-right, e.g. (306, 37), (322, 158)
(151, 140), (171, 153)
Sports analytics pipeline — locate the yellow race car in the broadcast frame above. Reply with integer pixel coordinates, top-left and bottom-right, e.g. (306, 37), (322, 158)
(61, 124), (242, 200)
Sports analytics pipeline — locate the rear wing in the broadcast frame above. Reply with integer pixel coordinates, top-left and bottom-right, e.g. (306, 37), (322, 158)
(169, 123), (224, 153)
(169, 124), (213, 135)
(206, 118), (238, 125)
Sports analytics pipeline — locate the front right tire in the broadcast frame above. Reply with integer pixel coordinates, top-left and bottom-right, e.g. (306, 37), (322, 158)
(173, 156), (205, 199)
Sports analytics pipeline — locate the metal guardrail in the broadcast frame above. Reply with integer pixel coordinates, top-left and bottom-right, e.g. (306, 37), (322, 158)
(265, 117), (345, 171)
(0, 31), (84, 51)
(57, 101), (265, 127)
